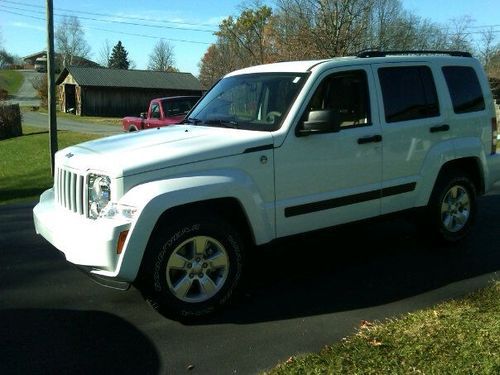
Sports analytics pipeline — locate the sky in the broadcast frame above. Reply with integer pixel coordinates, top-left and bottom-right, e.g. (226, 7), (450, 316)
(0, 0), (499, 77)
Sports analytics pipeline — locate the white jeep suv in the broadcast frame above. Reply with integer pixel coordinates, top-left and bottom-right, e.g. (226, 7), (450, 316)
(34, 51), (500, 319)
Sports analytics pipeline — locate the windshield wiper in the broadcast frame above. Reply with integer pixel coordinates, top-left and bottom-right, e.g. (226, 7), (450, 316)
(184, 117), (202, 124)
(203, 119), (239, 129)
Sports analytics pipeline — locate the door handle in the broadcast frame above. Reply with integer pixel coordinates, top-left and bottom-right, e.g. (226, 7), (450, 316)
(358, 134), (382, 144)
(430, 124), (450, 133)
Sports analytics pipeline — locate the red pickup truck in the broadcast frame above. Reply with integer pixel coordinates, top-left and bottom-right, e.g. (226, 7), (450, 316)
(122, 96), (200, 132)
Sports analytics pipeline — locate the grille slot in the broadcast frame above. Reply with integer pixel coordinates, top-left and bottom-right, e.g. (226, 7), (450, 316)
(55, 168), (85, 215)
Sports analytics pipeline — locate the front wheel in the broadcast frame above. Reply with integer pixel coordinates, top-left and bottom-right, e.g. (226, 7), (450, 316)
(137, 216), (245, 320)
(426, 172), (477, 242)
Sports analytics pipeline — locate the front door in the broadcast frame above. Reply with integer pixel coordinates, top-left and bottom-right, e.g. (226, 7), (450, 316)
(274, 66), (383, 237)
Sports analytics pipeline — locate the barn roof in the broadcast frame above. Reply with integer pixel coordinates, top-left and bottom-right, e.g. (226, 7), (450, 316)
(56, 66), (201, 91)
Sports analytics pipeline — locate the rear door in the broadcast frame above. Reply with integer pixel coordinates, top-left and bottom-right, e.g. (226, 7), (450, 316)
(374, 63), (450, 214)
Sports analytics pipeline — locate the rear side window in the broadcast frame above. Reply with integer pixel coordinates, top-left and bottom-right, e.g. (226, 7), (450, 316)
(378, 66), (439, 123)
(442, 66), (485, 114)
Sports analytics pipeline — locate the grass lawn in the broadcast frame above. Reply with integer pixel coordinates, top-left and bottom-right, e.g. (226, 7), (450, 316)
(0, 126), (100, 205)
(0, 70), (24, 95)
(267, 281), (500, 374)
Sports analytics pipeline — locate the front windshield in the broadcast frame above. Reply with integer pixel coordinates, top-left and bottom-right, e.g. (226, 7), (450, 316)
(187, 73), (308, 131)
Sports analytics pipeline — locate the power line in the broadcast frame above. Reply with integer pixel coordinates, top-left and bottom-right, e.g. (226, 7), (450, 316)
(0, 8), (213, 45)
(0, 0), (219, 30)
(0, 3), (217, 33)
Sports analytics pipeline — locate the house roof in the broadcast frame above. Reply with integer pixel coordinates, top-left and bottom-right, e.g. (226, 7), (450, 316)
(56, 66), (201, 91)
(23, 51), (47, 61)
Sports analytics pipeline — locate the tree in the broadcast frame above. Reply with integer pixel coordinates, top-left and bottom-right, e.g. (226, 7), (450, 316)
(55, 16), (91, 68)
(446, 16), (474, 51)
(478, 28), (500, 76)
(31, 74), (48, 107)
(98, 39), (112, 67)
(108, 41), (130, 69)
(0, 49), (14, 68)
(148, 39), (177, 71)
(216, 5), (274, 67)
(198, 45), (233, 89)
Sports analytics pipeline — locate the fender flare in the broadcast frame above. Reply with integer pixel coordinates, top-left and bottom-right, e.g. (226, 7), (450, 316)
(114, 171), (275, 281)
(414, 137), (485, 207)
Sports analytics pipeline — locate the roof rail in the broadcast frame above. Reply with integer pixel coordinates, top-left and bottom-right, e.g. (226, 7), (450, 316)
(356, 50), (472, 58)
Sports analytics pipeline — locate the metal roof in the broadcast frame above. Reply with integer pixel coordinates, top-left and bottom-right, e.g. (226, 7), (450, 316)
(56, 66), (201, 91)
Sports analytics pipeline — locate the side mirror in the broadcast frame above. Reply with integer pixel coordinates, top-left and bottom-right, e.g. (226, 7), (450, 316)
(298, 109), (341, 136)
(140, 112), (147, 119)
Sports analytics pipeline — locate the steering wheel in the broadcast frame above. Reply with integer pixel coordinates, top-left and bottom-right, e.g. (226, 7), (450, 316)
(266, 111), (282, 122)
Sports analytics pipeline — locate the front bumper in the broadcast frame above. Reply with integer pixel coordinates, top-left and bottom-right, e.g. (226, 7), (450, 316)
(33, 188), (132, 280)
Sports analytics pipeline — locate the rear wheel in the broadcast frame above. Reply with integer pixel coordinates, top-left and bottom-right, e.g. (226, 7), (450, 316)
(426, 171), (477, 242)
(138, 215), (244, 320)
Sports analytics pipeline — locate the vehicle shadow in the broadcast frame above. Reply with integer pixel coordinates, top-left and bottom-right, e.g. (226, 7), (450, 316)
(0, 309), (160, 375)
(194, 194), (500, 325)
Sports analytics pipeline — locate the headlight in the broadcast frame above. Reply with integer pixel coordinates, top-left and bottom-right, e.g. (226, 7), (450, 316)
(88, 174), (111, 219)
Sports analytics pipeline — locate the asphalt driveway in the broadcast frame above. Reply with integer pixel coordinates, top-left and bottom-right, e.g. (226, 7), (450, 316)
(1, 188), (499, 374)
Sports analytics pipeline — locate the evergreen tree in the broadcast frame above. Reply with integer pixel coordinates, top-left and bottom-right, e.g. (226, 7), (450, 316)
(108, 41), (130, 69)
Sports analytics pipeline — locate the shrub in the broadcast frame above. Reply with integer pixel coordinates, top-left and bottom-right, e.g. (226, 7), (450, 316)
(31, 74), (48, 108)
(0, 104), (22, 140)
(0, 88), (8, 101)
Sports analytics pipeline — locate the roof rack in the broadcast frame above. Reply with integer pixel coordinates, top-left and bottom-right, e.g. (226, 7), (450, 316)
(356, 50), (472, 58)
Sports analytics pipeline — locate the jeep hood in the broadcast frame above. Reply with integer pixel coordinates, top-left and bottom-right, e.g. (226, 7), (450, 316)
(56, 125), (274, 177)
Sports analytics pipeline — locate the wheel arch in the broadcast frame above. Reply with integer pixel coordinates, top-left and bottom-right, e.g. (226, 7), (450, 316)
(153, 197), (256, 246)
(432, 157), (484, 198)
(114, 173), (275, 281)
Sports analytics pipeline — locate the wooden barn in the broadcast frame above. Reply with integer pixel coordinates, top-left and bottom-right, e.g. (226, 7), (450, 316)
(56, 66), (202, 117)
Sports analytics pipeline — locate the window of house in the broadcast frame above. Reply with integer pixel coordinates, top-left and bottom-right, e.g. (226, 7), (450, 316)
(307, 69), (371, 129)
(378, 66), (439, 123)
(442, 66), (485, 114)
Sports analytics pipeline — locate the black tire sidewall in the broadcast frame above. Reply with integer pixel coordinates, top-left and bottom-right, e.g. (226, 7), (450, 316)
(142, 217), (244, 319)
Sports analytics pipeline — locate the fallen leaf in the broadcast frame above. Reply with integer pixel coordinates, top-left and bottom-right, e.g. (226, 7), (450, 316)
(360, 320), (373, 329)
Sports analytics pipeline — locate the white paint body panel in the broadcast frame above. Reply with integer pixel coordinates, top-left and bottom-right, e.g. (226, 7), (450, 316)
(34, 54), (500, 282)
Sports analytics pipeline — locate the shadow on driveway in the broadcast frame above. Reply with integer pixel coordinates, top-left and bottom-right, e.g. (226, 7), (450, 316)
(0, 309), (160, 375)
(192, 194), (500, 325)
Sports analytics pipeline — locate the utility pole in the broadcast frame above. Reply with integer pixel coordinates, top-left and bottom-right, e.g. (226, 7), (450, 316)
(46, 0), (58, 176)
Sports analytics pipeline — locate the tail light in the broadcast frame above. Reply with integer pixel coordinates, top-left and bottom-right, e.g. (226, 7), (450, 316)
(492, 117), (498, 155)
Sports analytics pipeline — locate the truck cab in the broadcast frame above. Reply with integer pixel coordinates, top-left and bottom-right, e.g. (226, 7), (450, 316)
(122, 96), (200, 132)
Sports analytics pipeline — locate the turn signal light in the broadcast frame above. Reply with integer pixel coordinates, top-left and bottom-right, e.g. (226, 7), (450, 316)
(117, 230), (129, 254)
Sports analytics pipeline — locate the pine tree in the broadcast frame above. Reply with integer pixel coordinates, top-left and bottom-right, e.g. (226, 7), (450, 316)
(108, 41), (130, 69)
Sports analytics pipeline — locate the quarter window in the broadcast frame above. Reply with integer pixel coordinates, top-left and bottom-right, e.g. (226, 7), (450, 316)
(378, 66), (439, 123)
(442, 66), (485, 114)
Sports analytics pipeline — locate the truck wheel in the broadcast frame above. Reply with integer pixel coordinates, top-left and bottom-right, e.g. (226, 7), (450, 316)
(426, 171), (477, 242)
(138, 215), (244, 320)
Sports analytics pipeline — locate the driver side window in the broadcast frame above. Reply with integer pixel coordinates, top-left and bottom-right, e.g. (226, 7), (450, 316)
(151, 103), (161, 119)
(309, 70), (371, 129)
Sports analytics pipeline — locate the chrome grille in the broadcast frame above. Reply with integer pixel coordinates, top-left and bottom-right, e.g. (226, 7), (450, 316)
(55, 168), (86, 216)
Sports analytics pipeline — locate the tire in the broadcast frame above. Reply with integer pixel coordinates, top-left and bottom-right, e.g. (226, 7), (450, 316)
(426, 171), (477, 243)
(137, 215), (244, 320)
